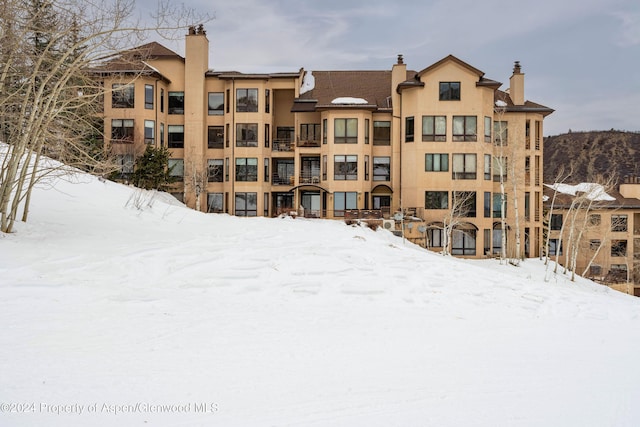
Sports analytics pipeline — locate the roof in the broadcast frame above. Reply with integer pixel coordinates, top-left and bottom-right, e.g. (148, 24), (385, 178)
(417, 54), (485, 78)
(295, 70), (416, 112)
(543, 185), (640, 209)
(91, 42), (182, 82)
(495, 90), (554, 117)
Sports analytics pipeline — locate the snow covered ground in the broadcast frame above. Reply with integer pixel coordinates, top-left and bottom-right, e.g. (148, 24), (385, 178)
(2, 167), (640, 426)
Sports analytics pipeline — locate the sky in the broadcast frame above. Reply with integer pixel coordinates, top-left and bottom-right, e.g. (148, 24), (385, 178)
(2, 147), (640, 426)
(135, 0), (640, 136)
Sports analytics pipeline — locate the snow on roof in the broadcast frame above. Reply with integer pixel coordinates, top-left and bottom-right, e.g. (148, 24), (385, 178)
(546, 183), (615, 201)
(331, 97), (369, 104)
(300, 71), (315, 95)
(495, 100), (508, 107)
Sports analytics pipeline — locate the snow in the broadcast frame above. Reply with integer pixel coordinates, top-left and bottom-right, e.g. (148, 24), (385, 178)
(2, 162), (640, 426)
(331, 96), (368, 104)
(495, 100), (508, 107)
(546, 182), (616, 201)
(299, 70), (315, 95)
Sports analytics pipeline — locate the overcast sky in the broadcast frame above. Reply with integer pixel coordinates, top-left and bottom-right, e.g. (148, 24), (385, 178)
(137, 0), (639, 136)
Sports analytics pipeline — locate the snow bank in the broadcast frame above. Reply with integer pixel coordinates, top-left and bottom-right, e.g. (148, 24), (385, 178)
(546, 182), (616, 201)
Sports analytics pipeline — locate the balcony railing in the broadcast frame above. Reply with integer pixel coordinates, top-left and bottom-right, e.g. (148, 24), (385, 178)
(343, 209), (384, 219)
(272, 173), (295, 185)
(299, 171), (320, 184)
(297, 138), (321, 148)
(273, 139), (295, 152)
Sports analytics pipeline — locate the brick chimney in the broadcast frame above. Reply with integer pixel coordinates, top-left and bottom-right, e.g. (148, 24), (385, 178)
(509, 61), (524, 105)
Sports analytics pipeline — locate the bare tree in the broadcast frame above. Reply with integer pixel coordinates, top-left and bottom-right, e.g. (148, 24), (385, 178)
(441, 190), (476, 256)
(0, 0), (209, 233)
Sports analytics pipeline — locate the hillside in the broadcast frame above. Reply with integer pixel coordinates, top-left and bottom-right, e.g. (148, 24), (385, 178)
(544, 130), (640, 183)
(2, 162), (640, 426)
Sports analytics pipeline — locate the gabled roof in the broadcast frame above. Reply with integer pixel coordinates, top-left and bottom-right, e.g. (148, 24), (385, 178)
(417, 54), (484, 79)
(91, 42), (182, 82)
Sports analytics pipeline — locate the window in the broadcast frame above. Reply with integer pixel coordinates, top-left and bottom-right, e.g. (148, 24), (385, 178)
(225, 124), (230, 148)
(208, 126), (224, 149)
(405, 116), (414, 142)
(235, 192), (257, 216)
(422, 116), (446, 141)
(589, 264), (602, 276)
(300, 124), (321, 144)
(452, 116), (477, 141)
(550, 214), (563, 230)
(334, 192), (357, 217)
(426, 154), (449, 172)
(428, 227), (444, 247)
(589, 214), (601, 225)
(160, 89), (164, 113)
(168, 91), (184, 114)
(610, 264), (628, 280)
(334, 155), (357, 180)
(323, 119), (327, 144)
(207, 159), (223, 182)
(208, 92), (224, 115)
(207, 193), (223, 213)
(494, 121), (508, 145)
(452, 153), (476, 179)
(373, 121), (391, 145)
(334, 118), (358, 143)
(364, 155), (369, 181)
(453, 191), (476, 217)
(611, 240), (627, 257)
(484, 116), (491, 143)
(590, 240), (601, 250)
(225, 158), (229, 181)
(426, 191), (448, 209)
(524, 192), (530, 221)
(236, 123), (258, 147)
(167, 125), (184, 148)
(493, 193), (506, 218)
(265, 89), (270, 113)
(373, 157), (390, 181)
(144, 120), (154, 144)
(112, 84), (134, 108)
(484, 192), (491, 217)
(226, 89), (230, 113)
(168, 159), (184, 180)
(265, 124), (270, 148)
(160, 123), (164, 147)
(236, 88), (258, 112)
(452, 227), (476, 255)
(365, 119), (370, 144)
(322, 155), (327, 180)
(264, 158), (269, 182)
(235, 158), (258, 182)
(116, 154), (134, 175)
(484, 154), (491, 180)
(493, 157), (508, 182)
(144, 84), (154, 109)
(549, 238), (562, 256)
(612, 215), (628, 232)
(439, 82), (460, 100)
(111, 119), (134, 142)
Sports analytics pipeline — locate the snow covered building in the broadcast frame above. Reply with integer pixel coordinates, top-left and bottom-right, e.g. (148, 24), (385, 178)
(99, 26), (553, 259)
(546, 181), (640, 296)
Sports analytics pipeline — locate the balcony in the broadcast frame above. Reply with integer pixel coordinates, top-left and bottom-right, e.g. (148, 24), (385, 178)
(299, 171), (320, 184)
(273, 139), (295, 152)
(272, 173), (295, 186)
(297, 138), (321, 148)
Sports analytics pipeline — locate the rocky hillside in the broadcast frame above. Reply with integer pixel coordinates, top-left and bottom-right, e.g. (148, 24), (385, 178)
(544, 131), (640, 183)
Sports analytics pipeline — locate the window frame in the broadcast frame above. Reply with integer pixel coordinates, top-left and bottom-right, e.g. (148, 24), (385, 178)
(373, 121), (391, 145)
(452, 153), (477, 180)
(235, 158), (258, 182)
(334, 155), (358, 180)
(236, 123), (258, 147)
(439, 82), (460, 101)
(167, 125), (184, 148)
(168, 91), (184, 115)
(422, 116), (446, 141)
(425, 191), (448, 209)
(208, 92), (224, 115)
(334, 118), (358, 144)
(207, 159), (224, 183)
(452, 116), (477, 142)
(207, 126), (224, 149)
(236, 88), (258, 113)
(111, 83), (134, 109)
(372, 156), (390, 181)
(426, 153), (449, 172)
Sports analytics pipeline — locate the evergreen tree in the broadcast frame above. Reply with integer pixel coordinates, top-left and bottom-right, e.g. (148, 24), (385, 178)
(131, 145), (176, 191)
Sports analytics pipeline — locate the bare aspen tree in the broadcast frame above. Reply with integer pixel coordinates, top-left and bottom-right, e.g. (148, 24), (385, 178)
(0, 0), (209, 233)
(493, 104), (508, 262)
(441, 190), (475, 256)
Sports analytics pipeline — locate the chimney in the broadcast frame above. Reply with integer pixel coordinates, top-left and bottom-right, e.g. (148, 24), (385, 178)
(509, 60), (524, 105)
(391, 53), (406, 114)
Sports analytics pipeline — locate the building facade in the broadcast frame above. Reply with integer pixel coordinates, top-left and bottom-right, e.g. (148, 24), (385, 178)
(546, 180), (640, 296)
(101, 27), (553, 259)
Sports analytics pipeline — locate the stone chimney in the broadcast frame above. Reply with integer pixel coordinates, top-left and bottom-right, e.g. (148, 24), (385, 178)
(509, 60), (524, 105)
